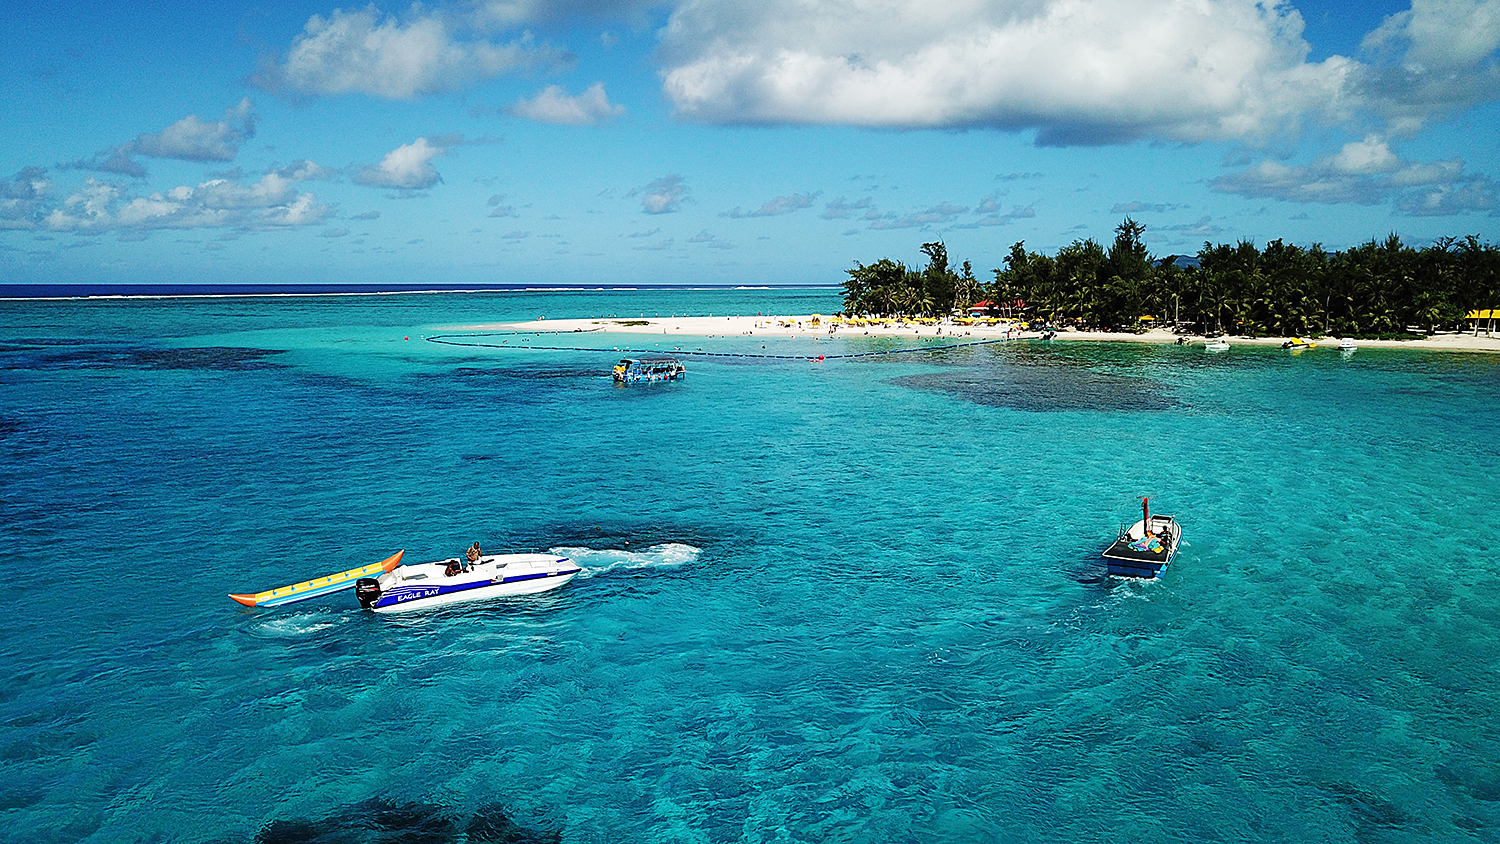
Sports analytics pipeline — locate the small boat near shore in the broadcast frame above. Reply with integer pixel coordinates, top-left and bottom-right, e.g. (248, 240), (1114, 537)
(1337, 338), (1358, 351)
(1282, 337), (1317, 350)
(1102, 497), (1182, 579)
(1205, 338), (1230, 351)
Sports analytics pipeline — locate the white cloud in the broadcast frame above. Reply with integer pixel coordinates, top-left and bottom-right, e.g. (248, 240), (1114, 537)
(1211, 135), (1497, 214)
(632, 175), (687, 214)
(1111, 201), (1187, 214)
(354, 138), (444, 190)
(868, 202), (967, 229)
(134, 99), (257, 162)
(274, 159), (338, 181)
(32, 174), (333, 233)
(475, 0), (666, 28)
(265, 6), (563, 99)
(1160, 215), (1226, 237)
(1357, 0), (1500, 130)
(508, 82), (625, 124)
(659, 0), (1358, 145)
(721, 191), (820, 218)
(966, 205), (1035, 227)
(0, 167), (50, 230)
(821, 196), (873, 219)
(688, 228), (734, 248)
(68, 100), (258, 177)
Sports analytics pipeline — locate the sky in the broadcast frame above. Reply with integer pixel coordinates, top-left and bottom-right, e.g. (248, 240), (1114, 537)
(2, 0), (1498, 288)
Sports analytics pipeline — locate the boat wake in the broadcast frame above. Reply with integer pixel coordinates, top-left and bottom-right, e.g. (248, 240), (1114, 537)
(550, 542), (700, 578)
(249, 610), (349, 638)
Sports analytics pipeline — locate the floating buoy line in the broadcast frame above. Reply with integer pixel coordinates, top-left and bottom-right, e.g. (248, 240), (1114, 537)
(423, 331), (1036, 361)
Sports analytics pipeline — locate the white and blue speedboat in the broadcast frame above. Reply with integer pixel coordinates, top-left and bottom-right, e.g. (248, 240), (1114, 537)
(231, 549), (581, 613)
(355, 553), (581, 613)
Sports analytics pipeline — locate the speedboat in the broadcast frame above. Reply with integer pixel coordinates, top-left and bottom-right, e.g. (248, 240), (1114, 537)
(1337, 338), (1357, 351)
(230, 549), (581, 613)
(1101, 497), (1182, 579)
(1281, 337), (1316, 350)
(1204, 338), (1229, 351)
(356, 553), (581, 613)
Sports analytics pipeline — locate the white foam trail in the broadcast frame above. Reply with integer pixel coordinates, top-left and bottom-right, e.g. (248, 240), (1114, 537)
(550, 542), (700, 578)
(253, 611), (347, 637)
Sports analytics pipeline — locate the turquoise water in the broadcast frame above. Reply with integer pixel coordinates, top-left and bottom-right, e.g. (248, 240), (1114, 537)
(3, 289), (1499, 843)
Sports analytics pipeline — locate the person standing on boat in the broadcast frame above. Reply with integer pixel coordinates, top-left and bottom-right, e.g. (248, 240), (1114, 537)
(465, 542), (481, 569)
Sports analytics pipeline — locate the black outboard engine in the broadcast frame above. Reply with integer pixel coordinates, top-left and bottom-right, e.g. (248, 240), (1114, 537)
(355, 577), (383, 609)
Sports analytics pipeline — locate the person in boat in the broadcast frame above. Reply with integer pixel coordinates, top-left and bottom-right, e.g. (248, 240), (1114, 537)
(446, 542), (482, 577)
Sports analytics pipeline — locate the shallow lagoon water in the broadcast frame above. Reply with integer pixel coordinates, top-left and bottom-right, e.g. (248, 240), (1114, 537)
(2, 289), (1499, 843)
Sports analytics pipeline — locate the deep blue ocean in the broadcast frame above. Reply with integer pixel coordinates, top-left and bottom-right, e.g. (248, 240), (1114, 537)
(3, 288), (1499, 843)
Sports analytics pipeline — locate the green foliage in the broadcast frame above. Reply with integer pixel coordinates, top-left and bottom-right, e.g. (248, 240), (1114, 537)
(842, 241), (970, 316)
(844, 221), (1500, 334)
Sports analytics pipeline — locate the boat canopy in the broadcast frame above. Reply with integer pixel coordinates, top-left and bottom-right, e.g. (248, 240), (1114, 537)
(614, 357), (685, 382)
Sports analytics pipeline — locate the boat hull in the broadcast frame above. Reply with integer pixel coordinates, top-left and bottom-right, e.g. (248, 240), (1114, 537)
(365, 553), (581, 613)
(1102, 516), (1182, 579)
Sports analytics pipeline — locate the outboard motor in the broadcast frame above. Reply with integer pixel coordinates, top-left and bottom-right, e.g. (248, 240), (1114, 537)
(355, 577), (383, 609)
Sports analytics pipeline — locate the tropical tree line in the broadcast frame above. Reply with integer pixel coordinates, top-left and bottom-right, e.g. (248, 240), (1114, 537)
(841, 221), (1500, 337)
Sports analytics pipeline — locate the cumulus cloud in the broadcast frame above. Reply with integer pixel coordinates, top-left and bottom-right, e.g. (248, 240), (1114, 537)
(688, 228), (734, 248)
(274, 159), (338, 181)
(1357, 0), (1500, 131)
(487, 194), (518, 216)
(507, 82), (625, 124)
(475, 0), (667, 28)
(0, 167), (50, 230)
(27, 173), (333, 234)
(1211, 135), (1499, 215)
(260, 5), (565, 99)
(354, 138), (445, 191)
(1159, 215), (1226, 237)
(660, 0), (1358, 145)
(1111, 201), (1187, 214)
(135, 100), (258, 161)
(868, 202), (967, 230)
(967, 205), (1035, 227)
(67, 100), (258, 177)
(822, 196), (873, 219)
(632, 175), (687, 214)
(721, 191), (820, 218)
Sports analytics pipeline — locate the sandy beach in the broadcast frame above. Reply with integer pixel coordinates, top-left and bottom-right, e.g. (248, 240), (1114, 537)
(470, 314), (1500, 353)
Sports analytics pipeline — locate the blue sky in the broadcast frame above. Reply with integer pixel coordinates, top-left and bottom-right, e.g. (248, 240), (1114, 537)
(2, 0), (1497, 287)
